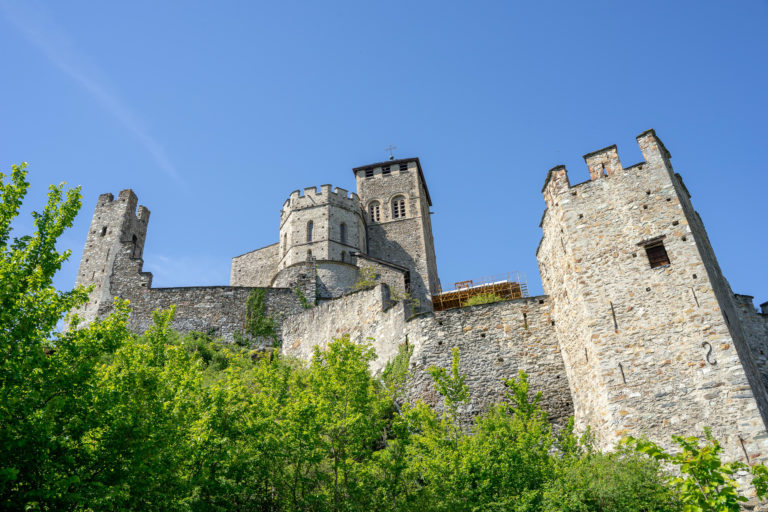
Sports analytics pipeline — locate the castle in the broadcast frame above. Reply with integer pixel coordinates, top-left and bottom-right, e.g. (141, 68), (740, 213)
(73, 129), (768, 468)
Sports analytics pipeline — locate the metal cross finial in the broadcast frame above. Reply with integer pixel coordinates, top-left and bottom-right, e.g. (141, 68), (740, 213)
(385, 144), (397, 160)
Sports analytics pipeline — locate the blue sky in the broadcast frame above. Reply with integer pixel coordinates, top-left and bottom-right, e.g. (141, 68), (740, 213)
(1, 0), (767, 307)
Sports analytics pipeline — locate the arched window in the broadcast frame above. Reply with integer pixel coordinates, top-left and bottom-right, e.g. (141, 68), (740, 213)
(307, 220), (314, 242)
(369, 201), (381, 222)
(392, 196), (406, 219)
(340, 223), (347, 244)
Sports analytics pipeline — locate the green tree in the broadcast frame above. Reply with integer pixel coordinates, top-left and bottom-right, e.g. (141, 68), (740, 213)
(625, 428), (768, 512)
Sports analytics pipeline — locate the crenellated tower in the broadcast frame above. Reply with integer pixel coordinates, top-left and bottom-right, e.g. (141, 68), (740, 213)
(274, 185), (367, 299)
(354, 158), (439, 309)
(71, 189), (150, 324)
(537, 130), (768, 464)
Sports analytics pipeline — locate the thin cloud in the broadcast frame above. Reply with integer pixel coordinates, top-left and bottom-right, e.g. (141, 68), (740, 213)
(1, 1), (183, 183)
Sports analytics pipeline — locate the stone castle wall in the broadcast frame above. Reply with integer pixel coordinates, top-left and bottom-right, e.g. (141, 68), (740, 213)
(231, 243), (279, 287)
(734, 294), (768, 391)
(109, 243), (304, 343)
(282, 284), (573, 425)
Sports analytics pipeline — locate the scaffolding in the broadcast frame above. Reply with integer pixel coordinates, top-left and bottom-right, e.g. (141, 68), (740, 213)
(432, 272), (529, 312)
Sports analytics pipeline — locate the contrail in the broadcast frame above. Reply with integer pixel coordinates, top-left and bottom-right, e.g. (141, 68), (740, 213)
(0, 1), (183, 183)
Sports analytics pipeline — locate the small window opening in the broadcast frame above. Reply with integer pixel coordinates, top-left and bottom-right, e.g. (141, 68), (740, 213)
(340, 223), (347, 244)
(100, 226), (107, 237)
(672, 220), (679, 226)
(369, 201), (381, 222)
(365, 169), (374, 178)
(399, 162), (408, 171)
(392, 196), (406, 219)
(645, 242), (670, 268)
(341, 252), (345, 262)
(283, 234), (287, 255)
(306, 250), (312, 260)
(306, 220), (314, 242)
(382, 166), (391, 175)
(131, 234), (138, 258)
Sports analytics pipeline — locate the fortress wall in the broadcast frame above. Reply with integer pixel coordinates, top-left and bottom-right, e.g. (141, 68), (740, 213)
(282, 284), (572, 426)
(231, 242), (279, 286)
(734, 294), (768, 391)
(124, 285), (302, 343)
(405, 297), (573, 427)
(282, 284), (409, 370)
(315, 261), (361, 299)
(108, 244), (304, 343)
(354, 254), (408, 296)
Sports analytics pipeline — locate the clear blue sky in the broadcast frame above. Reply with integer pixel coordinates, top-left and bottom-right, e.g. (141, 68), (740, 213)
(1, 1), (767, 307)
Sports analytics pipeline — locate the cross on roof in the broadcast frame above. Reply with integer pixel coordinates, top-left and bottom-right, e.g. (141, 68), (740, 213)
(385, 144), (397, 160)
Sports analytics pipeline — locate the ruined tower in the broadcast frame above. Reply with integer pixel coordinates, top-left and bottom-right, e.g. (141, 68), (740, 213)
(537, 130), (768, 463)
(354, 158), (440, 308)
(72, 189), (150, 324)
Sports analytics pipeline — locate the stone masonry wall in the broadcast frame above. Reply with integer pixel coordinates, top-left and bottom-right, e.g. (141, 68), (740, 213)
(282, 284), (573, 426)
(538, 130), (768, 466)
(734, 294), (768, 391)
(231, 243), (279, 287)
(110, 242), (304, 343)
(405, 296), (573, 427)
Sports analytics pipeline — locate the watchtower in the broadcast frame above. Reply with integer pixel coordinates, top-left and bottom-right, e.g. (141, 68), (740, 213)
(354, 158), (439, 309)
(72, 189), (150, 324)
(538, 130), (768, 463)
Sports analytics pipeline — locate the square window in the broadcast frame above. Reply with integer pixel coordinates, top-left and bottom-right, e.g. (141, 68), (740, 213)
(399, 162), (408, 171)
(382, 166), (391, 175)
(365, 169), (374, 178)
(645, 243), (670, 268)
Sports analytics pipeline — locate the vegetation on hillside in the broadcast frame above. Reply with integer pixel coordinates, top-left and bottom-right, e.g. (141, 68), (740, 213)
(1, 163), (768, 511)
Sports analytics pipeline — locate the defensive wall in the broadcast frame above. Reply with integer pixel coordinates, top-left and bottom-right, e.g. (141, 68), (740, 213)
(282, 283), (574, 425)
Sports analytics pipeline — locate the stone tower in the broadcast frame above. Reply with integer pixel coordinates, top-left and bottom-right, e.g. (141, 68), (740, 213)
(538, 130), (768, 464)
(274, 185), (366, 299)
(354, 158), (439, 309)
(72, 189), (150, 324)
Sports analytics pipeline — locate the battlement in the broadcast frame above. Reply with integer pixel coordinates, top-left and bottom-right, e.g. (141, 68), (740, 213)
(95, 188), (150, 224)
(542, 129), (672, 208)
(281, 184), (361, 213)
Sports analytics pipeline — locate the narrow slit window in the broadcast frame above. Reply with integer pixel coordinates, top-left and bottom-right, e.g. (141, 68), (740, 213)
(369, 201), (381, 222)
(306, 249), (312, 260)
(340, 223), (347, 244)
(392, 196), (406, 219)
(100, 226), (107, 237)
(645, 242), (670, 268)
(306, 220), (314, 242)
